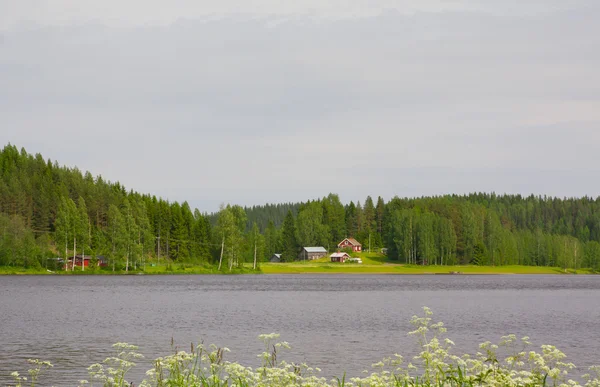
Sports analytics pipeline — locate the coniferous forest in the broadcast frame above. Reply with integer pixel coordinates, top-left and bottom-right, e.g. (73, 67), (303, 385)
(1, 144), (600, 271)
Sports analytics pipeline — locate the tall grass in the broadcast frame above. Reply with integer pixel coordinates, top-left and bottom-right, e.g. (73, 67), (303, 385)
(9, 308), (600, 387)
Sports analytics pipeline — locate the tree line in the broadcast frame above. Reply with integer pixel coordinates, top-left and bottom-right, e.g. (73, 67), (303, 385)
(1, 144), (600, 271)
(0, 145), (212, 270)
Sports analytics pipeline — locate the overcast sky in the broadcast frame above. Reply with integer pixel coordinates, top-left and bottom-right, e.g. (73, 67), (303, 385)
(1, 1), (599, 212)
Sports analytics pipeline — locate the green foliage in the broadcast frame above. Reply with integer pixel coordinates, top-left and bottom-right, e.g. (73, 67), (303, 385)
(240, 202), (300, 232)
(108, 204), (127, 271)
(0, 145), (216, 270)
(280, 210), (298, 262)
(2, 144), (600, 272)
(471, 242), (488, 266)
(340, 246), (353, 255)
(296, 201), (329, 249)
(322, 193), (346, 248)
(264, 220), (280, 259)
(0, 213), (42, 268)
(215, 204), (247, 271)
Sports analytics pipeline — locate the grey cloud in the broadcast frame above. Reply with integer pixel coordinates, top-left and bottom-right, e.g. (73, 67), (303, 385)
(1, 6), (599, 211)
(0, 1), (597, 29)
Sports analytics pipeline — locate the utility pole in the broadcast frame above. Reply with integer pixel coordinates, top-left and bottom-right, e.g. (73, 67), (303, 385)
(72, 236), (76, 271)
(64, 228), (68, 272)
(253, 228), (258, 270)
(157, 230), (161, 264)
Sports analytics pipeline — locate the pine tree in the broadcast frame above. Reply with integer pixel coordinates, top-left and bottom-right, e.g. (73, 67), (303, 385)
(322, 193), (346, 247)
(264, 220), (280, 258)
(281, 210), (298, 262)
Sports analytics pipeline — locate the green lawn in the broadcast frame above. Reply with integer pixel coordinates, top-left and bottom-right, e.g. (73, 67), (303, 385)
(259, 263), (594, 274)
(0, 266), (56, 275)
(0, 262), (258, 275)
(1, 252), (595, 276)
(259, 252), (595, 274)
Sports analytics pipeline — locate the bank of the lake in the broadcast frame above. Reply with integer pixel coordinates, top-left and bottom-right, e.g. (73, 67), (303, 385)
(0, 263), (595, 275)
(2, 274), (600, 387)
(2, 252), (596, 275)
(0, 265), (254, 275)
(259, 262), (593, 274)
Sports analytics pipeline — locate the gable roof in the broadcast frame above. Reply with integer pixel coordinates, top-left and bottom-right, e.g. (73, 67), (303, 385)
(303, 246), (327, 253)
(338, 237), (362, 246)
(331, 252), (350, 258)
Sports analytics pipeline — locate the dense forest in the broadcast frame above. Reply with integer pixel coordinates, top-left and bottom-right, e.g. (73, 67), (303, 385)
(1, 144), (600, 271)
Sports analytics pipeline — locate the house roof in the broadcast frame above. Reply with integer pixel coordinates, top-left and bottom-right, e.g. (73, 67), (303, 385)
(331, 252), (350, 258)
(338, 237), (362, 246)
(272, 254), (281, 258)
(303, 246), (327, 253)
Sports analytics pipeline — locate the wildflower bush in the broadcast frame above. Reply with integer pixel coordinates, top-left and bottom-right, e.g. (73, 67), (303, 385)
(8, 307), (600, 387)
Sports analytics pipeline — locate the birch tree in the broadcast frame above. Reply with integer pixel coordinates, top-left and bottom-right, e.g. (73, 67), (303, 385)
(107, 204), (126, 271)
(77, 197), (90, 271)
(54, 197), (72, 271)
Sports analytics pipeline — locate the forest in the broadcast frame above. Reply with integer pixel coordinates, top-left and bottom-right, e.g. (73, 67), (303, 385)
(1, 144), (600, 271)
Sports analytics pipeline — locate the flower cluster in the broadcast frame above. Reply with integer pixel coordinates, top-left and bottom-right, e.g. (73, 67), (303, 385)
(84, 342), (144, 387)
(8, 359), (53, 387)
(9, 308), (600, 387)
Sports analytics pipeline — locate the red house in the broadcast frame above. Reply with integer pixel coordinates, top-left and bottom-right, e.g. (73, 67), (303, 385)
(65, 255), (108, 269)
(337, 238), (362, 252)
(330, 252), (350, 263)
(70, 255), (92, 268)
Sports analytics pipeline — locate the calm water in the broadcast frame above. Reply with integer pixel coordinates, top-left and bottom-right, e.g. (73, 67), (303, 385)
(1, 274), (599, 386)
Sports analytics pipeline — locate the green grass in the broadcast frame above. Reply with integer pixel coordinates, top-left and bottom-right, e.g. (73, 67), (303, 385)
(141, 263), (257, 275)
(1, 253), (595, 276)
(259, 251), (596, 274)
(0, 263), (257, 275)
(260, 259), (595, 275)
(0, 266), (56, 275)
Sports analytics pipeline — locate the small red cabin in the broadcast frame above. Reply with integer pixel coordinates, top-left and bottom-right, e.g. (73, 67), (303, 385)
(330, 252), (350, 263)
(65, 255), (108, 269)
(69, 255), (91, 268)
(337, 238), (362, 252)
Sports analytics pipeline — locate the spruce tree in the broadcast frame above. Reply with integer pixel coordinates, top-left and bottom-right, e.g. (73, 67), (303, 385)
(281, 210), (298, 262)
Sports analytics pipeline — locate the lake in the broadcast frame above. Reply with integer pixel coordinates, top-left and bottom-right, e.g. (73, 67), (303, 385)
(1, 274), (599, 386)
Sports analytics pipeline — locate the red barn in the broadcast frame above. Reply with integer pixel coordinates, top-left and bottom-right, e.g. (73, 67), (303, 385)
(337, 238), (362, 252)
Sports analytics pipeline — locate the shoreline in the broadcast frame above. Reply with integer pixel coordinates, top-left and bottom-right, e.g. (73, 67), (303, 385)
(0, 264), (594, 276)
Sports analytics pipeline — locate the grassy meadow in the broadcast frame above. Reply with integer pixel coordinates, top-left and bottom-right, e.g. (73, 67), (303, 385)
(0, 252), (595, 275)
(259, 252), (593, 275)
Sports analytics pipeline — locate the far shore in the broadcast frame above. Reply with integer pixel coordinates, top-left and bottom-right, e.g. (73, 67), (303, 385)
(0, 262), (594, 276)
(258, 263), (592, 275)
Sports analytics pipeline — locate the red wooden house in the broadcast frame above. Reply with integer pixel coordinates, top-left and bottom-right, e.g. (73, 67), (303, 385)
(70, 255), (92, 268)
(337, 238), (362, 252)
(65, 255), (108, 269)
(330, 252), (350, 263)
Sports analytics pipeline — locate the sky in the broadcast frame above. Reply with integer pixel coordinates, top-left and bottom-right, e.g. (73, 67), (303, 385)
(1, 1), (599, 212)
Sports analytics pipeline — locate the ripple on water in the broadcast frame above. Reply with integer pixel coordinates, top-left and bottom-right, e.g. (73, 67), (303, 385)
(0, 274), (599, 385)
